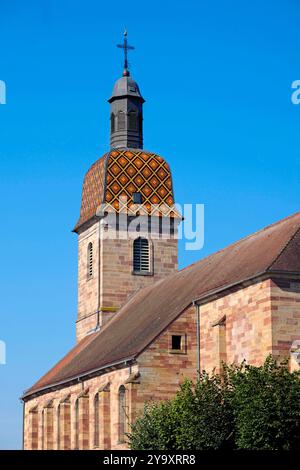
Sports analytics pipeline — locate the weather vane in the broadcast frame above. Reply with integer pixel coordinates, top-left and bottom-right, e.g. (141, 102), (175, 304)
(117, 30), (135, 77)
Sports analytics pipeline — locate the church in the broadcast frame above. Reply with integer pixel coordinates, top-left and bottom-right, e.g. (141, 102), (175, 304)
(22, 34), (300, 450)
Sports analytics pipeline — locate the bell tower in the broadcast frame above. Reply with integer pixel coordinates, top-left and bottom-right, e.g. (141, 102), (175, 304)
(74, 33), (180, 342)
(108, 31), (144, 149)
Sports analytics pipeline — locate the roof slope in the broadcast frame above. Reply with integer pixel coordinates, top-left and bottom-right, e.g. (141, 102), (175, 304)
(23, 211), (300, 398)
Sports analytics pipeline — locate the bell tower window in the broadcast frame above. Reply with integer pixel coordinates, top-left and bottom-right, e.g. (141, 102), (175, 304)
(133, 192), (142, 204)
(87, 242), (93, 279)
(128, 111), (138, 131)
(118, 111), (125, 130)
(110, 113), (115, 133)
(133, 237), (151, 274)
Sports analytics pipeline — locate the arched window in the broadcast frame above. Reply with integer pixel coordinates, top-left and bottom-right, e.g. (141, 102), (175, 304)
(94, 393), (100, 448)
(57, 404), (61, 450)
(128, 111), (138, 131)
(57, 399), (71, 450)
(75, 399), (79, 449)
(41, 409), (45, 450)
(87, 242), (93, 279)
(29, 408), (39, 450)
(118, 385), (126, 443)
(42, 404), (54, 450)
(110, 113), (115, 133)
(118, 111), (125, 130)
(133, 237), (150, 273)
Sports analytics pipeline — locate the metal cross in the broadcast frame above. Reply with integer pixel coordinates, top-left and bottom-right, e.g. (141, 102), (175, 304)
(117, 30), (135, 76)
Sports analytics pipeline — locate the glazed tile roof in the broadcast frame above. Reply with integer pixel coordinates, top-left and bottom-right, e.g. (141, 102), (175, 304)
(23, 211), (300, 399)
(73, 148), (176, 232)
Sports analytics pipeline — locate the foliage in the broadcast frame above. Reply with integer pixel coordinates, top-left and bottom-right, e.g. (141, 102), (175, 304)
(128, 356), (300, 450)
(225, 356), (300, 450)
(128, 373), (233, 450)
(128, 400), (177, 450)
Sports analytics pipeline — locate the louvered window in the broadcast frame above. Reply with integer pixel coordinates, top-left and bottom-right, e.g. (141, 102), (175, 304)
(87, 242), (93, 279)
(133, 237), (150, 273)
(118, 111), (125, 130)
(110, 113), (115, 133)
(128, 111), (138, 131)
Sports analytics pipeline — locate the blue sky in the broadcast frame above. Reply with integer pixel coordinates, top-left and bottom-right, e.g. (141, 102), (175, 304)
(1, 0), (300, 449)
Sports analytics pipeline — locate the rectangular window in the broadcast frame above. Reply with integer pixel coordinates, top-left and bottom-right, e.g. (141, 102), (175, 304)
(133, 192), (142, 204)
(171, 335), (182, 351)
(169, 333), (186, 354)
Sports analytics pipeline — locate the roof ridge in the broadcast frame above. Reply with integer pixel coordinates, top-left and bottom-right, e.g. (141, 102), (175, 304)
(178, 210), (300, 275)
(268, 224), (300, 271)
(84, 152), (109, 175)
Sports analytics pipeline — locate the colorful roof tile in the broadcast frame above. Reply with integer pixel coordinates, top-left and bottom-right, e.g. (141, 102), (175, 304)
(73, 149), (176, 232)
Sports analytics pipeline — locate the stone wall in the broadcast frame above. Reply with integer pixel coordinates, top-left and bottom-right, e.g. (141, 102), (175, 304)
(23, 365), (137, 451)
(77, 223), (100, 341)
(270, 278), (300, 361)
(136, 305), (198, 409)
(199, 278), (273, 370)
(76, 218), (178, 341)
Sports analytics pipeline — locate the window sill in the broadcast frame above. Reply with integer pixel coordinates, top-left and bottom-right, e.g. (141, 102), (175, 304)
(132, 271), (153, 277)
(169, 349), (186, 355)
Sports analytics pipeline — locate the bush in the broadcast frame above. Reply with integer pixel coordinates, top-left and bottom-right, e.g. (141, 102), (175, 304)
(128, 373), (234, 450)
(226, 356), (300, 450)
(128, 356), (300, 450)
(128, 400), (177, 450)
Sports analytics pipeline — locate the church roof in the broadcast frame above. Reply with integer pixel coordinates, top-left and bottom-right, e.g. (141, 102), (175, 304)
(23, 210), (300, 399)
(73, 148), (176, 232)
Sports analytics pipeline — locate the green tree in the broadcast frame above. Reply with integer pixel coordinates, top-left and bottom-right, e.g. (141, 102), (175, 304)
(226, 356), (300, 450)
(128, 356), (300, 450)
(128, 400), (178, 450)
(128, 373), (234, 450)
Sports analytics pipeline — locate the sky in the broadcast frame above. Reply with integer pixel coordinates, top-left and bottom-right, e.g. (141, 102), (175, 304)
(1, 0), (300, 449)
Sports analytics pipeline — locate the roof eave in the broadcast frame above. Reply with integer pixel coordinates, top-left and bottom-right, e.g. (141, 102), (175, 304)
(72, 214), (101, 234)
(21, 356), (136, 402)
(193, 269), (300, 306)
(108, 94), (145, 104)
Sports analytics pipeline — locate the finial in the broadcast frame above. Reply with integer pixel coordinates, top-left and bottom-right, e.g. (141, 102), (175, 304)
(117, 29), (135, 77)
